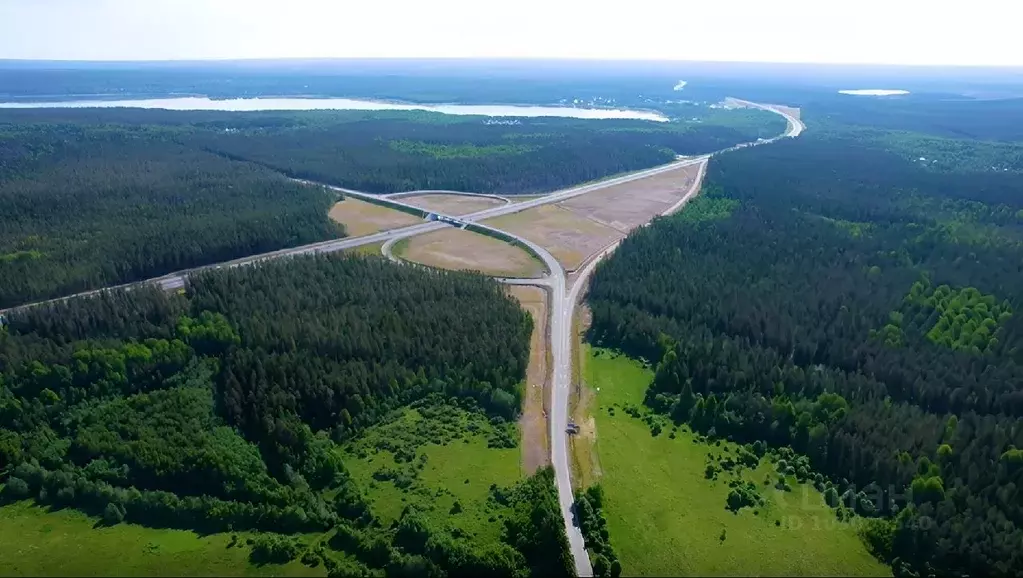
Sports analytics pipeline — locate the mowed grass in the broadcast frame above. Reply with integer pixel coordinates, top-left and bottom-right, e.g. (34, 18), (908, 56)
(341, 402), (523, 544)
(583, 346), (891, 577)
(0, 501), (323, 577)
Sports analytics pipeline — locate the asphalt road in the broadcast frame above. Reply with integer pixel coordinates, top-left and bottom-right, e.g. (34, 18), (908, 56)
(385, 190), (513, 205)
(4, 157), (705, 315)
(1, 99), (804, 578)
(378, 158), (710, 578)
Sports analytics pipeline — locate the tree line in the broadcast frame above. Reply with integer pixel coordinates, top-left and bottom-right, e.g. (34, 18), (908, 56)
(0, 121), (344, 309)
(192, 113), (765, 194)
(587, 132), (1023, 577)
(0, 254), (574, 575)
(0, 108), (779, 309)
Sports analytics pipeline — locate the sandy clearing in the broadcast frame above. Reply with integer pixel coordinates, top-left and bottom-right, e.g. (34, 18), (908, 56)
(400, 194), (506, 216)
(397, 228), (545, 278)
(773, 104), (802, 120)
(558, 162), (704, 233)
(507, 285), (551, 475)
(328, 198), (423, 237)
(483, 205), (624, 271)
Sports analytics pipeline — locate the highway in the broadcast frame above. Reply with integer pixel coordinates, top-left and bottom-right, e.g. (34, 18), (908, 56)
(3, 156), (707, 315)
(552, 156), (709, 576)
(0, 98), (804, 578)
(385, 190), (513, 205)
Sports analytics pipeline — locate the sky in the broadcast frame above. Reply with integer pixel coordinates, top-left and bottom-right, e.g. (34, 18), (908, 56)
(0, 0), (1020, 66)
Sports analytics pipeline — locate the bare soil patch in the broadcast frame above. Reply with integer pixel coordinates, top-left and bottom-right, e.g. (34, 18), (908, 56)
(558, 162), (705, 233)
(570, 304), (602, 489)
(483, 205), (624, 271)
(401, 194), (506, 216)
(723, 97), (802, 120)
(398, 228), (545, 278)
(773, 103), (802, 120)
(507, 285), (550, 475)
(329, 199), (423, 237)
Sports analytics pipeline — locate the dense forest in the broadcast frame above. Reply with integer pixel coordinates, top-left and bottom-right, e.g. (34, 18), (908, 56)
(0, 107), (779, 309)
(805, 95), (1023, 142)
(0, 254), (573, 576)
(587, 132), (1023, 577)
(0, 120), (345, 309)
(195, 111), (781, 194)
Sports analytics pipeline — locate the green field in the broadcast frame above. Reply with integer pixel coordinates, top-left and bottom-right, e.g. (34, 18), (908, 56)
(341, 400), (523, 541)
(0, 399), (525, 577)
(582, 346), (891, 577)
(343, 241), (386, 257)
(0, 501), (323, 577)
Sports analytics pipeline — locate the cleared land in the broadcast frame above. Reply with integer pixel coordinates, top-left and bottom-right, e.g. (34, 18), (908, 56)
(507, 286), (551, 474)
(0, 501), (321, 577)
(723, 97), (802, 121)
(580, 346), (890, 577)
(485, 163), (704, 272)
(328, 198), (423, 237)
(570, 306), (602, 490)
(397, 228), (545, 278)
(558, 162), (704, 232)
(400, 194), (506, 216)
(484, 205), (624, 271)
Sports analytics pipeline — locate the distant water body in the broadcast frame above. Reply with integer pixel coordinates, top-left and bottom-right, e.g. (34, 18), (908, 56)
(0, 96), (669, 122)
(838, 89), (910, 96)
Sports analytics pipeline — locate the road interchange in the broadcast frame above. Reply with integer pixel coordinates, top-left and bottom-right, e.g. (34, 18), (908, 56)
(1, 100), (805, 578)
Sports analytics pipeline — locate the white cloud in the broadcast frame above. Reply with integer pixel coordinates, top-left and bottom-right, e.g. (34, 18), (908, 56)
(0, 0), (1020, 66)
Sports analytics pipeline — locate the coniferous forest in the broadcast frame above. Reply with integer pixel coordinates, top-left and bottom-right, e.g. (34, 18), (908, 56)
(0, 254), (574, 576)
(0, 108), (776, 309)
(587, 132), (1023, 577)
(9, 64), (1023, 576)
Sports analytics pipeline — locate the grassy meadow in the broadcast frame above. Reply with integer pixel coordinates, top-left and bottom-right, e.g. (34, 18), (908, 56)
(581, 345), (891, 577)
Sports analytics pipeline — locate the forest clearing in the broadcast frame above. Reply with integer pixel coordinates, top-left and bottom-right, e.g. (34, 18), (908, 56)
(485, 206), (624, 271)
(396, 228), (546, 278)
(400, 193), (507, 216)
(327, 198), (423, 237)
(508, 286), (552, 474)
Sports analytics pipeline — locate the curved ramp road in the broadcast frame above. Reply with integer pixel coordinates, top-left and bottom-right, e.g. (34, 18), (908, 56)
(0, 99), (804, 578)
(3, 156), (705, 315)
(385, 190), (514, 205)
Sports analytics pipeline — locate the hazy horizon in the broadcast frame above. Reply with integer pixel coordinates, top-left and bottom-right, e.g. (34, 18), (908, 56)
(3, 57), (1022, 71)
(1, 0), (1019, 67)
